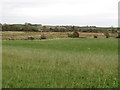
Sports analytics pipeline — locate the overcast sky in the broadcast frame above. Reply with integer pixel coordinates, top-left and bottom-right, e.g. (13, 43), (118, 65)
(0, 0), (119, 27)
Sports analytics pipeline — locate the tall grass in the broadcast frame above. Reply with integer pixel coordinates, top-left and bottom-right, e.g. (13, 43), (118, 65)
(2, 38), (118, 88)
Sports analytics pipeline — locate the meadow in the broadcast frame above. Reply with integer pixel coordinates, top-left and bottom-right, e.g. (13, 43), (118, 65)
(2, 38), (118, 88)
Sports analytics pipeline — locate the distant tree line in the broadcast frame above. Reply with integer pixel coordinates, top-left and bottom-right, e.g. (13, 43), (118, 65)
(1, 23), (119, 33)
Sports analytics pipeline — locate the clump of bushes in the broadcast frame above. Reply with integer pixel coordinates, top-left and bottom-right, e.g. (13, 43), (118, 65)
(104, 32), (110, 38)
(28, 36), (34, 40)
(40, 34), (47, 39)
(93, 35), (98, 38)
(68, 32), (79, 38)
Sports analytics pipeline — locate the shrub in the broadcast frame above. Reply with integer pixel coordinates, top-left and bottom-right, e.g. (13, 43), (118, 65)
(28, 36), (34, 40)
(73, 32), (79, 38)
(116, 32), (120, 38)
(68, 33), (73, 38)
(31, 26), (38, 32)
(40, 34), (47, 39)
(68, 32), (79, 38)
(93, 35), (98, 38)
(104, 32), (110, 38)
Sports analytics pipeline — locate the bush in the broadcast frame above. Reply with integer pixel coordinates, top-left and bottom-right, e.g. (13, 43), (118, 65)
(68, 32), (79, 38)
(40, 34), (47, 39)
(104, 32), (110, 38)
(116, 32), (120, 38)
(28, 36), (34, 40)
(68, 33), (73, 38)
(73, 32), (79, 38)
(32, 26), (39, 32)
(93, 35), (98, 38)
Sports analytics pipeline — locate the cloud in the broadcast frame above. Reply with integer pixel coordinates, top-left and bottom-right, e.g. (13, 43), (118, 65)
(1, 0), (119, 26)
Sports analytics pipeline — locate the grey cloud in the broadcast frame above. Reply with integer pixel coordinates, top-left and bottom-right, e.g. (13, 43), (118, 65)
(1, 0), (118, 27)
(1, 14), (117, 27)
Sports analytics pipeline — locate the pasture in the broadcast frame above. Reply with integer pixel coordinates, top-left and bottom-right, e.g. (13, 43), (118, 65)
(2, 38), (118, 88)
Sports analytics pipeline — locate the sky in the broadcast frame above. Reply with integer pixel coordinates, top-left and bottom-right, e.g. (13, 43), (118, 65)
(0, 0), (119, 27)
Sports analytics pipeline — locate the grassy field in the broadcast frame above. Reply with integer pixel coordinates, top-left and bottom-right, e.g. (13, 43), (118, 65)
(2, 38), (118, 88)
(0, 56), (1, 89)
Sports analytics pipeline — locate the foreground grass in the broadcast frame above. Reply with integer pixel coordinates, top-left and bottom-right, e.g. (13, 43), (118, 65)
(2, 38), (118, 88)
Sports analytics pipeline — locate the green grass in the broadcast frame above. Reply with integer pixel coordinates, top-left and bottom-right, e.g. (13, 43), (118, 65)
(2, 38), (118, 88)
(0, 39), (2, 89)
